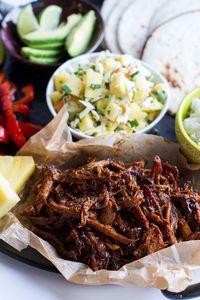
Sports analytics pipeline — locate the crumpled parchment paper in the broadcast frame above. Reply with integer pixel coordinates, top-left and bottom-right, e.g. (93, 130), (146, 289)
(0, 106), (200, 293)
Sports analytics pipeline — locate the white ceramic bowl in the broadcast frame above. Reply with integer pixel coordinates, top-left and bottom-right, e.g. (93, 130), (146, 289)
(46, 52), (170, 139)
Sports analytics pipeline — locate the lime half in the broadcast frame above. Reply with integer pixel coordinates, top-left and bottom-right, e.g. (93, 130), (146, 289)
(0, 40), (5, 65)
(39, 5), (62, 30)
(17, 4), (39, 38)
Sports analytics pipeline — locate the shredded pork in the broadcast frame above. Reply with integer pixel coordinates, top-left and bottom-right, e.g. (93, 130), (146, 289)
(24, 156), (200, 271)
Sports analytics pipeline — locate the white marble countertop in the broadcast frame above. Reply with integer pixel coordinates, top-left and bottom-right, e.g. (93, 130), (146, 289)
(0, 251), (168, 300)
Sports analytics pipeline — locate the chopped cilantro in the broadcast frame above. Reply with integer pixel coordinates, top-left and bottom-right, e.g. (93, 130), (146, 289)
(74, 68), (85, 77)
(115, 125), (124, 132)
(128, 71), (140, 80)
(74, 113), (81, 121)
(90, 83), (101, 90)
(128, 119), (139, 127)
(105, 80), (110, 89)
(62, 84), (72, 95)
(153, 90), (167, 103)
(91, 64), (97, 71)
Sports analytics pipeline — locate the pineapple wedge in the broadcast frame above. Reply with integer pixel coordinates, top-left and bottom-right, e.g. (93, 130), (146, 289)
(0, 172), (20, 219)
(0, 156), (35, 194)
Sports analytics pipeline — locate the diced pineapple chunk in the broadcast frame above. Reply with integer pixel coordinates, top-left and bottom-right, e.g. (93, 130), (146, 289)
(134, 120), (147, 131)
(128, 103), (147, 120)
(124, 125), (133, 134)
(79, 113), (94, 132)
(54, 73), (70, 92)
(116, 54), (133, 67)
(96, 98), (109, 111)
(153, 83), (165, 92)
(66, 74), (84, 97)
(105, 103), (121, 122)
(84, 69), (104, 99)
(51, 91), (63, 104)
(0, 156), (35, 194)
(101, 57), (118, 72)
(0, 173), (20, 219)
(133, 75), (147, 101)
(142, 97), (163, 112)
(109, 73), (127, 98)
(106, 121), (118, 133)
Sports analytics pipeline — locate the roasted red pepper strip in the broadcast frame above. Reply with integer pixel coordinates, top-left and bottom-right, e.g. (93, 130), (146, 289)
(0, 81), (26, 148)
(18, 121), (42, 137)
(13, 103), (29, 117)
(14, 84), (34, 105)
(0, 114), (5, 127)
(0, 124), (8, 143)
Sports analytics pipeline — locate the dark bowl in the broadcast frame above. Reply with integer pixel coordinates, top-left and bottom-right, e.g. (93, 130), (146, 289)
(1, 0), (104, 70)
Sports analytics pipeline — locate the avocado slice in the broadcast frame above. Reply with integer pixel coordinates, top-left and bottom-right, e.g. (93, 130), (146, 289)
(66, 10), (96, 57)
(27, 41), (64, 50)
(21, 47), (61, 58)
(23, 14), (82, 45)
(28, 55), (62, 64)
(39, 5), (62, 30)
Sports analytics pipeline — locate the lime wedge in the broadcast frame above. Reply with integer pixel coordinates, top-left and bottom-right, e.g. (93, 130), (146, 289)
(39, 5), (62, 30)
(0, 40), (5, 65)
(17, 4), (39, 38)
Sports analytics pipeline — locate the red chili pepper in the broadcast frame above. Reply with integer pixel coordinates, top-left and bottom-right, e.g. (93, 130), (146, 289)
(18, 121), (42, 137)
(14, 84), (34, 105)
(0, 124), (9, 143)
(0, 81), (26, 148)
(13, 103), (29, 118)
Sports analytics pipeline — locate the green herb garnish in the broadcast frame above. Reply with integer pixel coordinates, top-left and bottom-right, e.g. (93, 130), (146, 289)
(128, 71), (140, 80)
(90, 83), (101, 90)
(91, 64), (97, 71)
(105, 80), (110, 89)
(153, 90), (167, 103)
(62, 84), (72, 95)
(115, 125), (124, 132)
(128, 119), (139, 127)
(74, 68), (85, 77)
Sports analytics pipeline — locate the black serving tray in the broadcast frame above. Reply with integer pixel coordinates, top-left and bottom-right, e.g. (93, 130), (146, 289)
(0, 1), (199, 299)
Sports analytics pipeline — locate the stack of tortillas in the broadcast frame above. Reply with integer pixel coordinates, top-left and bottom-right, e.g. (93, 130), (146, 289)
(101, 0), (200, 114)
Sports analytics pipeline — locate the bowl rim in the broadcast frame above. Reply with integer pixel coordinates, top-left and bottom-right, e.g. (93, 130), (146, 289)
(1, 0), (104, 69)
(176, 87), (200, 151)
(46, 51), (170, 139)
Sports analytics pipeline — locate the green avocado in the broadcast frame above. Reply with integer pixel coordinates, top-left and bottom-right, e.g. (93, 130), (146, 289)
(23, 14), (82, 45)
(66, 10), (96, 57)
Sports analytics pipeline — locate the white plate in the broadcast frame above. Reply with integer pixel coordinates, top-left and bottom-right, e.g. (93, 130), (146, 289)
(46, 51), (170, 139)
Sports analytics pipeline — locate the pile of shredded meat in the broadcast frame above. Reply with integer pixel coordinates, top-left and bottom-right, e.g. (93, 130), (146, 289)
(24, 156), (200, 271)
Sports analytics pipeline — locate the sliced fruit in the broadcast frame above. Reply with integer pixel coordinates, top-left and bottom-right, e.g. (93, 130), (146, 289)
(0, 173), (20, 219)
(29, 42), (64, 50)
(0, 156), (35, 194)
(39, 5), (62, 30)
(21, 47), (61, 58)
(66, 10), (96, 57)
(28, 55), (61, 64)
(17, 4), (39, 38)
(23, 13), (82, 45)
(0, 40), (5, 65)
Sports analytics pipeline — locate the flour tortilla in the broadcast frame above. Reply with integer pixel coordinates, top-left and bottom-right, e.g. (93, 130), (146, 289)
(104, 0), (132, 53)
(101, 0), (119, 21)
(117, 0), (166, 57)
(142, 11), (200, 115)
(150, 0), (200, 30)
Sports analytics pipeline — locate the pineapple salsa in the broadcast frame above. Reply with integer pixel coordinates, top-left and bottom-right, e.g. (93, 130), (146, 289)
(51, 53), (167, 136)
